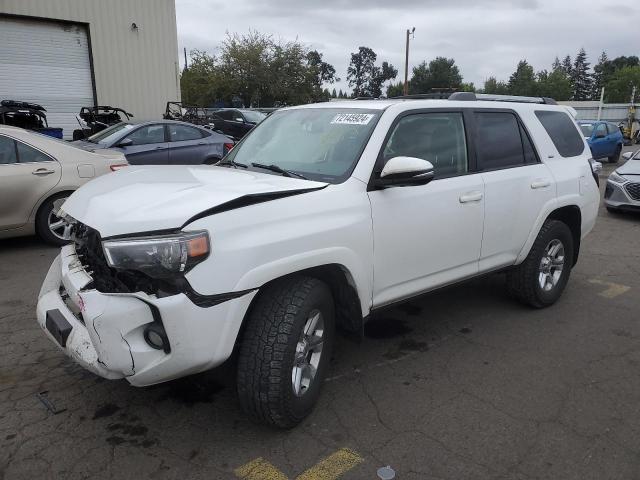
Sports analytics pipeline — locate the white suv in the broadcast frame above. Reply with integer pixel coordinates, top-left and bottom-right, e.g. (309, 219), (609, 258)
(37, 93), (600, 427)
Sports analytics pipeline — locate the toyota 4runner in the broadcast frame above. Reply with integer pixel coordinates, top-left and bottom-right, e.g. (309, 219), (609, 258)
(37, 93), (600, 428)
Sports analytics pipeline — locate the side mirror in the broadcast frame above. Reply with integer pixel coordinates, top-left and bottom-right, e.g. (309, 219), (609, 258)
(374, 156), (435, 188)
(622, 151), (633, 160)
(117, 138), (133, 148)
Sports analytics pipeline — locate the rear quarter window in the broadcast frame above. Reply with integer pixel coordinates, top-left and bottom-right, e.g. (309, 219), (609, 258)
(535, 110), (585, 157)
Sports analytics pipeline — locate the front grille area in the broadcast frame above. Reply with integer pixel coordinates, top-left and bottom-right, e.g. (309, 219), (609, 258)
(624, 182), (640, 201)
(73, 223), (175, 295)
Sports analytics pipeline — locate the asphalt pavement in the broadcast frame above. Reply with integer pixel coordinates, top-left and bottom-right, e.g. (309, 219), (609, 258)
(1, 146), (639, 480)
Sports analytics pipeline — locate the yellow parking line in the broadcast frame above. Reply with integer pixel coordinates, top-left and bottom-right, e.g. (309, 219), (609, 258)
(588, 279), (631, 299)
(234, 457), (288, 480)
(296, 448), (364, 480)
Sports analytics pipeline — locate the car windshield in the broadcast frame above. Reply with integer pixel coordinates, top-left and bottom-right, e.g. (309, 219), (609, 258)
(224, 108), (381, 183)
(87, 122), (134, 145)
(579, 123), (594, 137)
(241, 110), (267, 123)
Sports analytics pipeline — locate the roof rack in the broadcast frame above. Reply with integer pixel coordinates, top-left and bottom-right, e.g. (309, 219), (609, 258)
(448, 92), (557, 105)
(389, 92), (452, 100)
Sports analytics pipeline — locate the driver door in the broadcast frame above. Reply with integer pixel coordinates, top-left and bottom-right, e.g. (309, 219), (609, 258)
(118, 124), (169, 165)
(367, 111), (484, 307)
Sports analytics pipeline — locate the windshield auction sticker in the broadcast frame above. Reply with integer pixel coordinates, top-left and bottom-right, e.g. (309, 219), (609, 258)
(331, 113), (374, 125)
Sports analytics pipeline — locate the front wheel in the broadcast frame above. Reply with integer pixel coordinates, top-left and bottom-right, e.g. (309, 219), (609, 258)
(237, 276), (335, 428)
(506, 220), (574, 308)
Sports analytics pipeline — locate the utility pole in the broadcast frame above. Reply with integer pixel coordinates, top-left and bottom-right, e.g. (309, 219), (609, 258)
(184, 47), (188, 71)
(597, 87), (604, 121)
(403, 27), (415, 96)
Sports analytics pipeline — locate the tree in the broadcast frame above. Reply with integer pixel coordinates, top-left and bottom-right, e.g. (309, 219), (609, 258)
(386, 81), (404, 97)
(347, 47), (397, 97)
(331, 88), (337, 98)
(180, 49), (223, 106)
(562, 55), (573, 77)
(537, 68), (572, 101)
(306, 50), (338, 102)
(591, 51), (608, 99)
(508, 60), (537, 96)
(552, 56), (562, 71)
(409, 57), (462, 93)
(605, 66), (640, 103)
(571, 48), (592, 100)
(483, 76), (509, 94)
(459, 82), (476, 92)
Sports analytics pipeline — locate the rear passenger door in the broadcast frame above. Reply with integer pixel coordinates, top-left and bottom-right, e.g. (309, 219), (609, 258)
(369, 110), (485, 307)
(167, 124), (211, 165)
(472, 110), (555, 271)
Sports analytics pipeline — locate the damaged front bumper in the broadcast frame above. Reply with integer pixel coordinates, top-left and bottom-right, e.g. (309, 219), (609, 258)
(36, 244), (256, 386)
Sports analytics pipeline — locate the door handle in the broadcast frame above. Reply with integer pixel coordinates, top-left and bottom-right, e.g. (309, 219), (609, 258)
(154, 146), (165, 150)
(32, 168), (55, 176)
(459, 191), (483, 203)
(197, 142), (207, 145)
(531, 179), (551, 189)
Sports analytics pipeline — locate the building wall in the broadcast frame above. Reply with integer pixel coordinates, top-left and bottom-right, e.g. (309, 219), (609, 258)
(1, 0), (180, 121)
(559, 101), (631, 122)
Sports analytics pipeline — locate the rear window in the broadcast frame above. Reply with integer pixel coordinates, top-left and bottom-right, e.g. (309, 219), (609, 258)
(535, 111), (585, 157)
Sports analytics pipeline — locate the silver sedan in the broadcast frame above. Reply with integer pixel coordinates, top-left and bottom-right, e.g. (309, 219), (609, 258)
(604, 149), (640, 214)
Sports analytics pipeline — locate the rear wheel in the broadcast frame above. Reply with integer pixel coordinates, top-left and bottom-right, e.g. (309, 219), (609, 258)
(608, 145), (621, 163)
(35, 194), (71, 246)
(237, 276), (335, 428)
(506, 220), (574, 308)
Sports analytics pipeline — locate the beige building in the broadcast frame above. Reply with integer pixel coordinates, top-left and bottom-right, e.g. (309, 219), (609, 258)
(1, 0), (180, 139)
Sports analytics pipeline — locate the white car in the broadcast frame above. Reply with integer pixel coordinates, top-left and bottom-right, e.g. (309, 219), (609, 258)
(0, 126), (128, 245)
(604, 150), (640, 213)
(37, 93), (600, 427)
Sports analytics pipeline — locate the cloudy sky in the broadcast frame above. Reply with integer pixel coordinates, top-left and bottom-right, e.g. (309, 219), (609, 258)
(176, 0), (637, 94)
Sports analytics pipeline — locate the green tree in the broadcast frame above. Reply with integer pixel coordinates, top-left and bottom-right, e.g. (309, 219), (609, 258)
(180, 49), (224, 106)
(347, 47), (397, 97)
(537, 68), (572, 100)
(571, 48), (592, 100)
(386, 81), (404, 97)
(605, 66), (640, 102)
(459, 82), (475, 92)
(409, 57), (462, 93)
(331, 88), (337, 98)
(591, 51), (608, 99)
(508, 60), (537, 96)
(562, 55), (573, 77)
(482, 76), (509, 94)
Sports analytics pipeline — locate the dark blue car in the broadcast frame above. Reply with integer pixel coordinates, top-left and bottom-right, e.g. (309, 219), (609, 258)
(73, 120), (233, 165)
(578, 120), (623, 163)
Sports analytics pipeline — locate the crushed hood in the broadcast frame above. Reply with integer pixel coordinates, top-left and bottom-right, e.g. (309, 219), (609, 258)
(62, 165), (327, 237)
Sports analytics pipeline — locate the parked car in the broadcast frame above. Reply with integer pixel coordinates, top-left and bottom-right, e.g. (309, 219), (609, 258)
(578, 120), (623, 163)
(72, 120), (233, 165)
(0, 126), (127, 245)
(72, 105), (134, 141)
(0, 100), (63, 139)
(604, 149), (640, 213)
(209, 109), (266, 141)
(37, 94), (599, 428)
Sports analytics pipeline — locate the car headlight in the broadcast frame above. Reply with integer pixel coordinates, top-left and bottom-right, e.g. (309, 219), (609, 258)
(102, 231), (210, 278)
(608, 171), (627, 184)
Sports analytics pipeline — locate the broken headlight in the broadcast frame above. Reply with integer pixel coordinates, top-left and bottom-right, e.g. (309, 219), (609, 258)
(608, 171), (627, 185)
(102, 231), (210, 278)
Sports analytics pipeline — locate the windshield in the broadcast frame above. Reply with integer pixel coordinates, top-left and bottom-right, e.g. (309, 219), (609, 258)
(579, 123), (594, 137)
(225, 108), (381, 183)
(87, 122), (134, 145)
(241, 110), (267, 123)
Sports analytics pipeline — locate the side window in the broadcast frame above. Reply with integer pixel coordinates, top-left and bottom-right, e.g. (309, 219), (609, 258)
(16, 141), (52, 163)
(535, 110), (585, 157)
(594, 123), (607, 137)
(218, 111), (233, 120)
(233, 112), (245, 122)
(520, 125), (538, 164)
(124, 125), (166, 145)
(382, 112), (468, 178)
(168, 124), (204, 142)
(474, 112), (525, 170)
(0, 136), (17, 165)
(607, 123), (618, 135)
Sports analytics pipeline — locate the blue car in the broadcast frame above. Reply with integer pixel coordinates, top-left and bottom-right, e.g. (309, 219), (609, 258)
(73, 120), (233, 165)
(578, 120), (623, 163)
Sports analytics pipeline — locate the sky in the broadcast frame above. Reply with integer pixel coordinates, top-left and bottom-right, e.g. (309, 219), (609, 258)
(175, 0), (638, 94)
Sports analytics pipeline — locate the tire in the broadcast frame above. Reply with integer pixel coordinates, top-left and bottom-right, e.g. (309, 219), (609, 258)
(506, 220), (574, 308)
(35, 194), (71, 246)
(608, 145), (621, 164)
(237, 276), (335, 428)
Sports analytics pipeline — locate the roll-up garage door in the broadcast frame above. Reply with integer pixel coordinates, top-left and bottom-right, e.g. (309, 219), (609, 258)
(0, 16), (95, 140)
